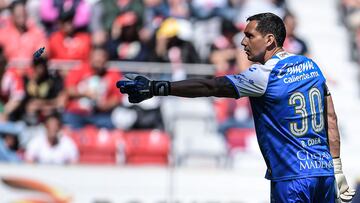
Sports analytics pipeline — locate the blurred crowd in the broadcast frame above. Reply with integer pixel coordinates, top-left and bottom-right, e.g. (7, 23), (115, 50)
(0, 0), (310, 165)
(339, 0), (360, 67)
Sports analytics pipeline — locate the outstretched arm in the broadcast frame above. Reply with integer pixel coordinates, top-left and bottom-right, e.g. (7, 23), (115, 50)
(117, 64), (268, 103)
(117, 74), (239, 103)
(170, 77), (238, 98)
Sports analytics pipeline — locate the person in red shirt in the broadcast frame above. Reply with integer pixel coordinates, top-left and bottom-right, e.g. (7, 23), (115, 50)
(0, 68), (25, 121)
(48, 11), (91, 62)
(63, 46), (122, 129)
(0, 0), (47, 61)
(0, 46), (25, 122)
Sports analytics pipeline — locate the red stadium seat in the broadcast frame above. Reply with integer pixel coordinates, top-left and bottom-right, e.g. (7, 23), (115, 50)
(213, 98), (232, 123)
(214, 98), (253, 124)
(65, 126), (125, 164)
(123, 130), (170, 165)
(225, 128), (256, 151)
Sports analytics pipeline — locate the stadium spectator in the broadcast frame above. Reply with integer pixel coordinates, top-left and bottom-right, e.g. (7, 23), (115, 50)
(340, 0), (360, 63)
(215, 0), (246, 23)
(189, 0), (227, 20)
(0, 46), (6, 118)
(90, 0), (144, 33)
(63, 46), (122, 129)
(25, 111), (78, 164)
(168, 0), (189, 19)
(0, 47), (25, 122)
(91, 29), (108, 48)
(188, 1), (252, 63)
(48, 10), (91, 61)
(40, 0), (91, 34)
(209, 19), (243, 75)
(155, 18), (200, 63)
(140, 0), (169, 43)
(20, 57), (65, 126)
(340, 0), (360, 30)
(0, 0), (47, 61)
(106, 11), (147, 61)
(283, 11), (309, 56)
(0, 122), (22, 163)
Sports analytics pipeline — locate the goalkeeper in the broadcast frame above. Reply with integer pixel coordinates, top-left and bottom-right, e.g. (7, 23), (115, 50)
(117, 13), (355, 203)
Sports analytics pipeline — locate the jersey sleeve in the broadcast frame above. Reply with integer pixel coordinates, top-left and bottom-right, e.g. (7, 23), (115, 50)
(226, 64), (272, 98)
(324, 83), (331, 96)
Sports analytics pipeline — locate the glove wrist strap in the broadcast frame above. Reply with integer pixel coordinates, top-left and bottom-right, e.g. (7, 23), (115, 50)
(333, 157), (343, 174)
(152, 81), (171, 96)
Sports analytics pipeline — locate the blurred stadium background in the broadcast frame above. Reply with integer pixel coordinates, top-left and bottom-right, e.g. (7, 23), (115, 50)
(0, 0), (360, 202)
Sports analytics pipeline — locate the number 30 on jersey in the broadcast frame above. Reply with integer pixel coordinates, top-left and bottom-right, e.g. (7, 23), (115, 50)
(288, 87), (324, 137)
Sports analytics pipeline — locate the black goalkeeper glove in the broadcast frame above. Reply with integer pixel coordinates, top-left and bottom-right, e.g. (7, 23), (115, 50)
(116, 74), (171, 103)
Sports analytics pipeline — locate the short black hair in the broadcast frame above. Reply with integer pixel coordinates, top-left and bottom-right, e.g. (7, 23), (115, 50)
(32, 56), (48, 67)
(43, 110), (62, 125)
(59, 10), (75, 23)
(247, 12), (286, 47)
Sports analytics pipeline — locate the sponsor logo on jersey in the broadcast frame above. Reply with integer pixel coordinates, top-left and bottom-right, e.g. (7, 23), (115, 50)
(276, 60), (320, 83)
(283, 71), (319, 83)
(296, 150), (333, 171)
(276, 61), (315, 79)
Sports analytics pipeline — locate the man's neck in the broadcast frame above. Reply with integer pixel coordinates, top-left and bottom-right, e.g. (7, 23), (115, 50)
(263, 47), (284, 64)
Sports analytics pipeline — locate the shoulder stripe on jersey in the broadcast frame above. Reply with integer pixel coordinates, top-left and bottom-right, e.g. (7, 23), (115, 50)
(271, 55), (280, 60)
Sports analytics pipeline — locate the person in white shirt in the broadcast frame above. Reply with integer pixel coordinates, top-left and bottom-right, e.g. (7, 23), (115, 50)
(25, 111), (78, 165)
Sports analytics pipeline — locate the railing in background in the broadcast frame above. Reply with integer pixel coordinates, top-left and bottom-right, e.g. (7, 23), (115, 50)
(106, 61), (216, 76)
(6, 59), (216, 77)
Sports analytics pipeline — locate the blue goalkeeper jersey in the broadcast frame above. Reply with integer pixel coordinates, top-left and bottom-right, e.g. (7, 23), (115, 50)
(226, 52), (334, 181)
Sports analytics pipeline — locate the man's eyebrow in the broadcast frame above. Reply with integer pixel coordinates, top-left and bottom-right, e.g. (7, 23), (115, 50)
(244, 31), (253, 36)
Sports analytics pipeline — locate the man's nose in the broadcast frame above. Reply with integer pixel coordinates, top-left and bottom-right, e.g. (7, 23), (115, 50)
(241, 38), (247, 47)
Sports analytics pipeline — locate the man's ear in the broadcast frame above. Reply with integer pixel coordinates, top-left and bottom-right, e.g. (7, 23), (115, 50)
(265, 34), (276, 49)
